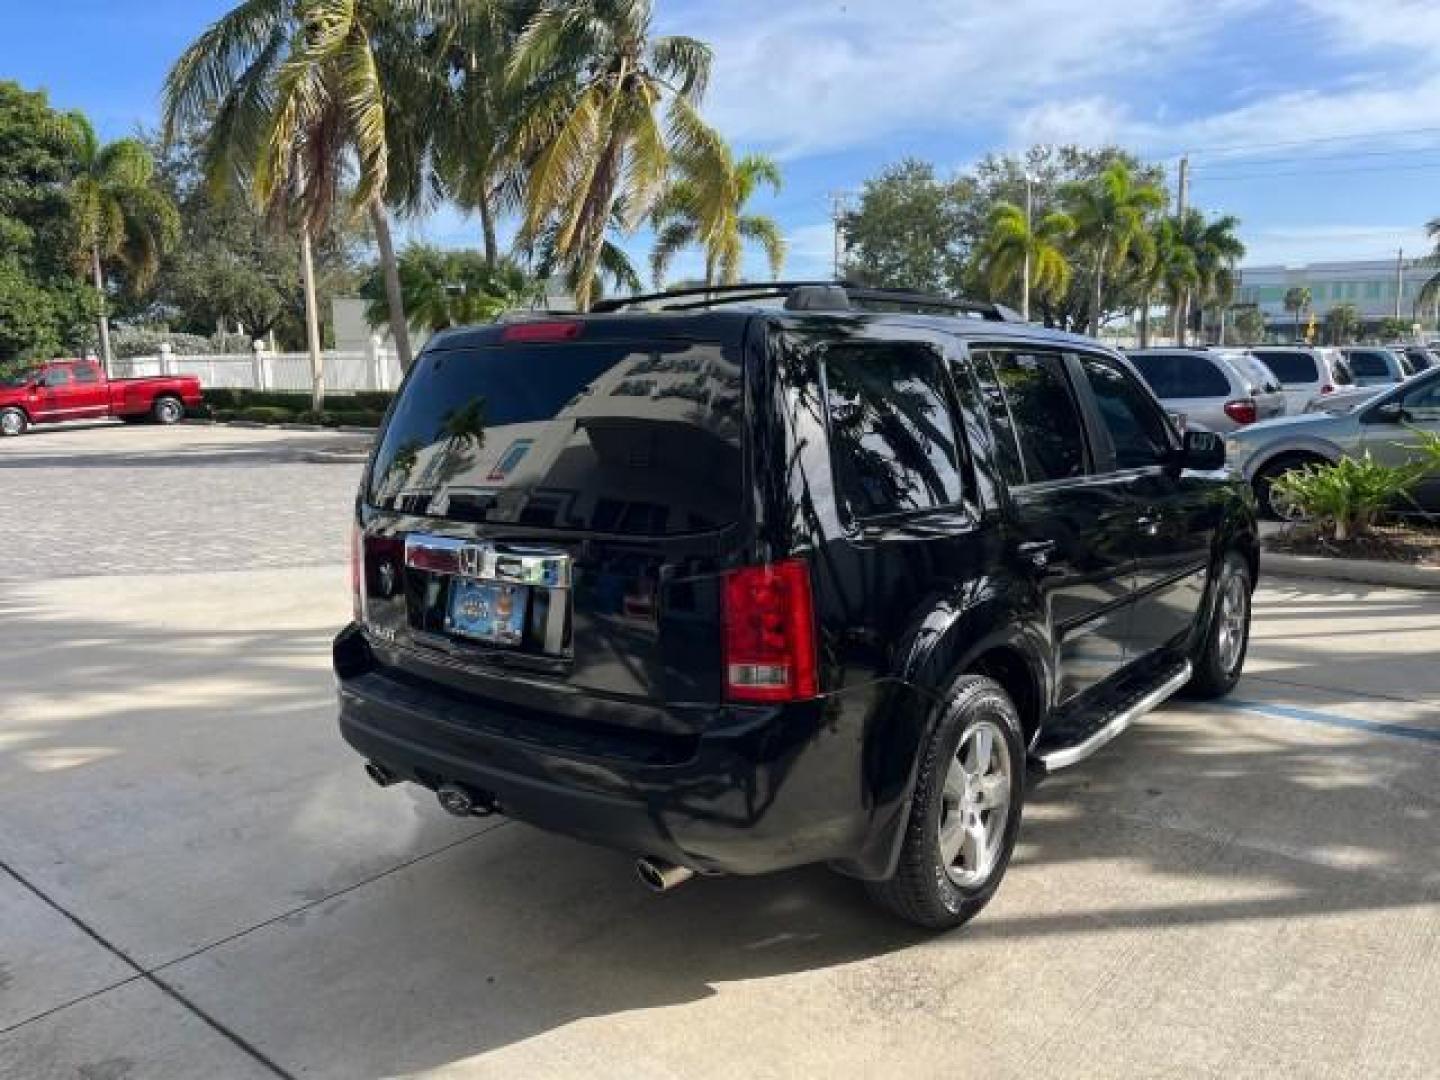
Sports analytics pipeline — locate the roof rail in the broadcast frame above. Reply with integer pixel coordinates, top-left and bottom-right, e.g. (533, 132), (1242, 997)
(589, 281), (1022, 321)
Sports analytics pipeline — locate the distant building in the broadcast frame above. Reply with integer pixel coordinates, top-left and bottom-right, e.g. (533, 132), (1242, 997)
(1236, 257), (1440, 336)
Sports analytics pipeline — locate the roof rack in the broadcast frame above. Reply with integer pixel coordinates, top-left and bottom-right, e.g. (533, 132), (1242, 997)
(589, 280), (1023, 322)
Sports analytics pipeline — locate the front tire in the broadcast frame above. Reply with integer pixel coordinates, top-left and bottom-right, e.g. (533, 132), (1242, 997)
(0, 408), (27, 437)
(152, 396), (184, 425)
(1186, 551), (1253, 700)
(866, 675), (1025, 930)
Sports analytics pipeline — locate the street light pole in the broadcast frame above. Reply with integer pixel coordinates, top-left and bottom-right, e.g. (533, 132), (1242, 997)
(1021, 171), (1032, 322)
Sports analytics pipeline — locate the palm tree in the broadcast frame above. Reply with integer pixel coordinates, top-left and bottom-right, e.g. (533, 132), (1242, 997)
(1176, 209), (1245, 344)
(650, 151), (785, 287)
(1061, 162), (1164, 336)
(1326, 302), (1360, 345)
(974, 201), (1074, 315)
(364, 246), (541, 332)
(1414, 216), (1440, 327)
(1134, 218), (1195, 349)
(526, 204), (642, 303)
(162, 0), (451, 404)
(510, 0), (724, 310)
(1284, 286), (1312, 343)
(64, 118), (179, 373)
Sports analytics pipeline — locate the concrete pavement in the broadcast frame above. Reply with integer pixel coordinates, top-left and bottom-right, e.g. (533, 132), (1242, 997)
(1, 426), (1437, 1079)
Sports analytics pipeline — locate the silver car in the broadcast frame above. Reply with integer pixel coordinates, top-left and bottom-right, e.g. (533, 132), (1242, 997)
(1225, 365), (1440, 517)
(1249, 346), (1356, 414)
(1340, 346), (1415, 387)
(1126, 348), (1287, 433)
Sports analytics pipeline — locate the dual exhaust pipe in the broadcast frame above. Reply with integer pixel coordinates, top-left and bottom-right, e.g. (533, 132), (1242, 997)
(365, 763), (696, 892)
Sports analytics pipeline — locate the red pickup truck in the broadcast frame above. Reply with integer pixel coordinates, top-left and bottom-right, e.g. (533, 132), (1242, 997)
(0, 359), (203, 436)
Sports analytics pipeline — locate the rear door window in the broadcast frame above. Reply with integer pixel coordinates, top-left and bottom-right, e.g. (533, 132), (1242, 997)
(368, 339), (744, 534)
(1129, 353), (1229, 398)
(1328, 351), (1355, 386)
(821, 341), (966, 518)
(971, 348), (1087, 485)
(1255, 351), (1318, 385)
(41, 367), (72, 387)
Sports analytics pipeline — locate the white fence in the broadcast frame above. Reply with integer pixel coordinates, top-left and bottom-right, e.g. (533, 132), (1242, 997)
(111, 337), (404, 394)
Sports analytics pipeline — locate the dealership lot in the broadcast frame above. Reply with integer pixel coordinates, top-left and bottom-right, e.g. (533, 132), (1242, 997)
(1, 425), (1437, 1079)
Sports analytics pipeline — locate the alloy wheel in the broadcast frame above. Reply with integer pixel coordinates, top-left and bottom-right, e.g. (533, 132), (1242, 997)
(1216, 572), (1249, 674)
(938, 720), (1012, 888)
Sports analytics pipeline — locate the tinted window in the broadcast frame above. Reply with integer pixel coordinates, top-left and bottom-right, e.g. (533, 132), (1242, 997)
(1255, 351), (1318, 384)
(1080, 355), (1174, 469)
(1328, 351), (1355, 386)
(368, 340), (743, 534)
(73, 364), (100, 384)
(1129, 353), (1230, 398)
(1402, 375), (1440, 421)
(976, 349), (1087, 484)
(822, 342), (965, 518)
(41, 367), (71, 387)
(1347, 351), (1390, 378)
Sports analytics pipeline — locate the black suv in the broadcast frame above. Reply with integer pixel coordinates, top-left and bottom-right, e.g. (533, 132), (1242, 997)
(335, 282), (1258, 929)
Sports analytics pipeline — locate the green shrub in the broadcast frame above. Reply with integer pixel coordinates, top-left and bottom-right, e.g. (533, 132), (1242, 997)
(328, 410), (384, 428)
(349, 391), (395, 411)
(1271, 453), (1424, 541)
(211, 408), (237, 421)
(111, 328), (213, 358)
(236, 406), (297, 424)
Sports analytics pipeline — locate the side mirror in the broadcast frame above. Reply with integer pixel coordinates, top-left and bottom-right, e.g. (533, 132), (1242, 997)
(1365, 400), (1406, 425)
(1181, 429), (1226, 471)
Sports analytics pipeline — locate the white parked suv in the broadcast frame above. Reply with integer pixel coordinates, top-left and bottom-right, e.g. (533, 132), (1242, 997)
(1248, 346), (1355, 414)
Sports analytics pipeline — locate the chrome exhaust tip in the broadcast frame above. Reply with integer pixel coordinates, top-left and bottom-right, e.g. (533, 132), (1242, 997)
(635, 857), (695, 893)
(436, 783), (497, 818)
(365, 761), (399, 787)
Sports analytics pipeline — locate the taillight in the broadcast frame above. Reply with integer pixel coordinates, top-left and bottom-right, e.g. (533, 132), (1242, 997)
(721, 558), (818, 703)
(351, 523), (364, 622)
(1320, 384), (1335, 395)
(1223, 398), (1258, 425)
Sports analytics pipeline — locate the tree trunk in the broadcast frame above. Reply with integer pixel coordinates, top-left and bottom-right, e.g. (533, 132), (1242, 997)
(1177, 288), (1190, 346)
(300, 228), (325, 412)
(368, 198), (413, 371)
(1090, 251), (1105, 337)
(1139, 289), (1152, 348)
(478, 193), (498, 268)
(91, 246), (113, 376)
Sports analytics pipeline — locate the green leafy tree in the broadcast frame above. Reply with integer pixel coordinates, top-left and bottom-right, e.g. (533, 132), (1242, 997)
(0, 82), (105, 361)
(1227, 303), (1266, 345)
(362, 246), (541, 331)
(1283, 286), (1312, 343)
(1061, 161), (1164, 336)
(510, 0), (722, 309)
(974, 200), (1073, 316)
(1134, 217), (1195, 348)
(63, 119), (179, 370)
(525, 202), (642, 303)
(1376, 316), (1408, 341)
(1174, 209), (1245, 344)
(162, 0), (463, 401)
(1326, 302), (1361, 345)
(650, 151), (785, 286)
(840, 159), (974, 293)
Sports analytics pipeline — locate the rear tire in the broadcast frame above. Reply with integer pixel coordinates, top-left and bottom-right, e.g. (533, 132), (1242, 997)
(1254, 454), (1324, 520)
(151, 396), (184, 425)
(1185, 551), (1252, 700)
(0, 408), (27, 437)
(866, 675), (1025, 930)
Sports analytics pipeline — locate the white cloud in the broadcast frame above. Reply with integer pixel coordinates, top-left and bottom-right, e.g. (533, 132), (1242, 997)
(666, 0), (1260, 157)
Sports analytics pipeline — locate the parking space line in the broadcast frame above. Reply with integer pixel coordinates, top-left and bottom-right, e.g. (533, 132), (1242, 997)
(1210, 699), (1440, 745)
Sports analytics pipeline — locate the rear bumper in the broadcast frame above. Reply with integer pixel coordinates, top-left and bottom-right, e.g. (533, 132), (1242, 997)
(334, 624), (916, 879)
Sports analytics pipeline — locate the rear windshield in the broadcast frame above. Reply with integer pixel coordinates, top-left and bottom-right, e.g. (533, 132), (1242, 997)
(1347, 350), (1390, 378)
(368, 340), (744, 534)
(1255, 350), (1318, 385)
(1129, 354), (1229, 398)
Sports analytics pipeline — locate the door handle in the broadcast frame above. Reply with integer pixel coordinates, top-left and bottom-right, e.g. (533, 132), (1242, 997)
(1017, 540), (1057, 568)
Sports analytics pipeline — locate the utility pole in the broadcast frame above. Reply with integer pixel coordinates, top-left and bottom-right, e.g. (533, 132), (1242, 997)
(1175, 155), (1190, 344)
(1396, 247), (1405, 321)
(1021, 171), (1033, 322)
(828, 191), (852, 280)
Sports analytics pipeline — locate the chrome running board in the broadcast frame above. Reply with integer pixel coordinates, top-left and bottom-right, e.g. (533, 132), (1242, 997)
(1038, 660), (1193, 772)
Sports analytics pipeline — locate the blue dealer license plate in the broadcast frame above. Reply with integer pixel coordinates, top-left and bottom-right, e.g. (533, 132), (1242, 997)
(446, 579), (527, 646)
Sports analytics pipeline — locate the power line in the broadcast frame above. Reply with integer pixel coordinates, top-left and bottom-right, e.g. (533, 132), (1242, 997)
(1193, 142), (1440, 172)
(1151, 123), (1440, 161)
(1195, 159), (1440, 183)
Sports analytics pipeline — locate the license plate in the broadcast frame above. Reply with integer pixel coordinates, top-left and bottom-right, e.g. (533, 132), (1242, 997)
(445, 579), (527, 646)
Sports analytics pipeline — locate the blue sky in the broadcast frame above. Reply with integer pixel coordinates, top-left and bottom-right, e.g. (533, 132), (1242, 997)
(10, 0), (1440, 281)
